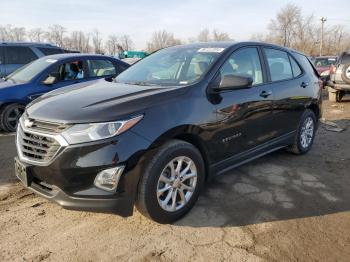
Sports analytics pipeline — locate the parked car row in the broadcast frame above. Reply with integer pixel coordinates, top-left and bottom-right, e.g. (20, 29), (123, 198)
(13, 41), (323, 223)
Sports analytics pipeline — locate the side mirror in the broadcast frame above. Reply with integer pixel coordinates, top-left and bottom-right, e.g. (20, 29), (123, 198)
(42, 76), (57, 85)
(219, 75), (253, 90)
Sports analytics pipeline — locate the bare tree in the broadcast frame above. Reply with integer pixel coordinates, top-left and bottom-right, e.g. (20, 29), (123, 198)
(69, 31), (91, 52)
(197, 28), (210, 42)
(119, 34), (134, 51)
(268, 4), (301, 47)
(146, 30), (181, 52)
(0, 25), (11, 41)
(91, 29), (103, 54)
(212, 29), (231, 41)
(28, 28), (45, 42)
(46, 24), (66, 46)
(105, 34), (119, 55)
(11, 27), (26, 41)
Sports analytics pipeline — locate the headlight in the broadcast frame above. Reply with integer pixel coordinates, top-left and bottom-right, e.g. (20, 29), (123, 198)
(61, 115), (143, 144)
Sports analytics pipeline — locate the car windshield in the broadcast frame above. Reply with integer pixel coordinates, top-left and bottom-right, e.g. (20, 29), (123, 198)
(314, 57), (337, 67)
(5, 57), (57, 83)
(116, 47), (224, 86)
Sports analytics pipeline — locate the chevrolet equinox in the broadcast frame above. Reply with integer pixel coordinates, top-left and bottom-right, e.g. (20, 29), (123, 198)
(15, 42), (322, 223)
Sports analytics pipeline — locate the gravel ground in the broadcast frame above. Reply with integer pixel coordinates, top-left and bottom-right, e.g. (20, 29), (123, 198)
(0, 94), (350, 261)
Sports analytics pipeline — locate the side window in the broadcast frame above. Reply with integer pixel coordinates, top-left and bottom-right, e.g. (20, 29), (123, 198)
(220, 47), (263, 86)
(289, 56), (302, 77)
(5, 46), (37, 64)
(45, 60), (85, 82)
(37, 47), (64, 56)
(264, 48), (293, 81)
(87, 59), (116, 77)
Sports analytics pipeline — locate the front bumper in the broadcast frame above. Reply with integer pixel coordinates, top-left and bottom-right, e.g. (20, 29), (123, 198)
(15, 130), (151, 217)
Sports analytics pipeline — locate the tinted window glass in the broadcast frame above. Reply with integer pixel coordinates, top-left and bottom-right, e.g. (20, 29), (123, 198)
(37, 47), (64, 56)
(290, 56), (302, 77)
(314, 57), (336, 67)
(5, 46), (37, 64)
(264, 48), (293, 81)
(0, 46), (5, 63)
(45, 60), (85, 82)
(341, 54), (350, 64)
(87, 59), (116, 77)
(220, 47), (263, 85)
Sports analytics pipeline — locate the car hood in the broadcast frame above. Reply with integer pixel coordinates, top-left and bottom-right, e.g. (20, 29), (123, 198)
(0, 79), (19, 89)
(0, 80), (28, 99)
(26, 79), (187, 123)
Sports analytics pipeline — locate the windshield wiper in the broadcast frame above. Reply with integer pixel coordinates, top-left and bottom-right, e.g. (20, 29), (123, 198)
(121, 81), (159, 86)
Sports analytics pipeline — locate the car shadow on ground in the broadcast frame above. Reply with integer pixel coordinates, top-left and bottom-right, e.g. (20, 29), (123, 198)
(176, 123), (350, 228)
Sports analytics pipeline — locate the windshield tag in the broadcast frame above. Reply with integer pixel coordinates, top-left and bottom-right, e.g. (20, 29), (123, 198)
(198, 48), (225, 53)
(46, 59), (57, 63)
(179, 81), (188, 84)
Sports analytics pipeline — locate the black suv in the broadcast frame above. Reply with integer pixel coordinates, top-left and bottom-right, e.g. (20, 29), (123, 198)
(327, 51), (350, 102)
(15, 42), (322, 223)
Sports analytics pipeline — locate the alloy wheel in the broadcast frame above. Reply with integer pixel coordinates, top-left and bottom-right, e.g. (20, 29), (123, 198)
(300, 116), (314, 149)
(156, 156), (197, 212)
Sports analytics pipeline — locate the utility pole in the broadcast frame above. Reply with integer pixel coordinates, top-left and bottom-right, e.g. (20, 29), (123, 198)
(320, 17), (327, 56)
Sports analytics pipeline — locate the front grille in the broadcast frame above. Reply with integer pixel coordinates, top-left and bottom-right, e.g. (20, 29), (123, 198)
(17, 126), (61, 163)
(21, 114), (70, 134)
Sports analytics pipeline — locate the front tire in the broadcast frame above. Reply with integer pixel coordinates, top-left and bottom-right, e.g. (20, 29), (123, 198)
(287, 109), (316, 155)
(136, 139), (205, 223)
(0, 104), (25, 132)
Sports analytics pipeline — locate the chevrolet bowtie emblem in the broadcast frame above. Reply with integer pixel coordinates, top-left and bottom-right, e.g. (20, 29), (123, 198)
(24, 119), (34, 128)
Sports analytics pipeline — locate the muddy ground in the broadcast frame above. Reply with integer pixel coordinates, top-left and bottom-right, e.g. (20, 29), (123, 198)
(0, 94), (350, 262)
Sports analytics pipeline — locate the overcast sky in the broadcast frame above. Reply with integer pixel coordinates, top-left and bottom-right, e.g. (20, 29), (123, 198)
(0, 0), (349, 49)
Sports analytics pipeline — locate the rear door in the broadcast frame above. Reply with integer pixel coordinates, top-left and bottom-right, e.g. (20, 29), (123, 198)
(263, 48), (309, 137)
(212, 46), (275, 162)
(4, 46), (38, 75)
(0, 46), (5, 77)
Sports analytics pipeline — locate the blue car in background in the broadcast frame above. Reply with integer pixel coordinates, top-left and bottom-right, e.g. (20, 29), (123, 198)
(0, 42), (65, 78)
(0, 54), (129, 131)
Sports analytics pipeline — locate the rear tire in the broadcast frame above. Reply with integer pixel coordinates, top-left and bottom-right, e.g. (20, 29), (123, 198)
(287, 109), (316, 155)
(0, 104), (25, 132)
(136, 139), (205, 224)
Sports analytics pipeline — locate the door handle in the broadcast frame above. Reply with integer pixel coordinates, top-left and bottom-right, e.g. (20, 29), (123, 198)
(300, 82), (308, 88)
(260, 90), (272, 98)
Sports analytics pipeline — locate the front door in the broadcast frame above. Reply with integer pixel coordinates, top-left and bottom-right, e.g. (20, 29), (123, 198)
(211, 47), (275, 163)
(33, 59), (90, 101)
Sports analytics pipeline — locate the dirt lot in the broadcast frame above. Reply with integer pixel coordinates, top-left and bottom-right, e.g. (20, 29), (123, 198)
(1, 94), (350, 262)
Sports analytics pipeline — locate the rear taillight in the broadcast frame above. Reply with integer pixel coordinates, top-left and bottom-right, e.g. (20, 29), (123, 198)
(330, 65), (337, 74)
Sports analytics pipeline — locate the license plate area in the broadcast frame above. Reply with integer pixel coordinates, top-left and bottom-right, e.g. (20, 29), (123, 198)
(14, 157), (32, 187)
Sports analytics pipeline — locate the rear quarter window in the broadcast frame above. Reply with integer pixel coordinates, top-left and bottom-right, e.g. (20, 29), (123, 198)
(293, 53), (318, 77)
(37, 47), (64, 56)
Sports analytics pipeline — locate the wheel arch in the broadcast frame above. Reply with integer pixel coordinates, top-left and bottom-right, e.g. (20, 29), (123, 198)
(307, 103), (321, 122)
(146, 125), (212, 180)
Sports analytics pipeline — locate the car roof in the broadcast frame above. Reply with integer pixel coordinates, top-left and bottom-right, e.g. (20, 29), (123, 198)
(168, 41), (306, 56)
(36, 53), (128, 67)
(0, 41), (60, 48)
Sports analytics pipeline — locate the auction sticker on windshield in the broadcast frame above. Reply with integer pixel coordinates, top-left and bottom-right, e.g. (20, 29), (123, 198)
(45, 59), (58, 63)
(198, 48), (225, 53)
